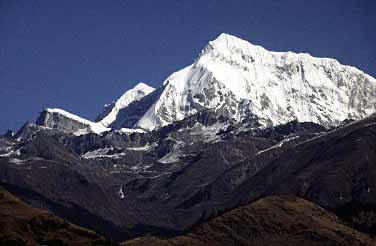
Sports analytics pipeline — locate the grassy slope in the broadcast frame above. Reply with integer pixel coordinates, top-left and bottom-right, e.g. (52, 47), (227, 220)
(0, 186), (109, 246)
(124, 196), (376, 246)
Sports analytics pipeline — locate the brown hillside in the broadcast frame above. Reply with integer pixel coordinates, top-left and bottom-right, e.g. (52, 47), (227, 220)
(0, 186), (108, 246)
(124, 196), (376, 246)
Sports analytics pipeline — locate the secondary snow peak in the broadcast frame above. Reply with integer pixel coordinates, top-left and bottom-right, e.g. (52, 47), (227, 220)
(97, 82), (155, 128)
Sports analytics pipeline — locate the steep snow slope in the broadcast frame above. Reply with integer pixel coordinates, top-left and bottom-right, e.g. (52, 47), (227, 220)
(98, 83), (155, 127)
(136, 33), (376, 130)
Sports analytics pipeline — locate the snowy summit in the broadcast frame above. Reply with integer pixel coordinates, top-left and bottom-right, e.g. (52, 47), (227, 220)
(135, 33), (376, 130)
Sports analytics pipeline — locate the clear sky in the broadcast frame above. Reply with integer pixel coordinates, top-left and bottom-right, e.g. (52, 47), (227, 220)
(1, 0), (375, 133)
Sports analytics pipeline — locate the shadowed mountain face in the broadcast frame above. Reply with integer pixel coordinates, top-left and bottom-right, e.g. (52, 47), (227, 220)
(184, 114), (376, 236)
(123, 196), (375, 246)
(1, 112), (376, 242)
(0, 186), (108, 245)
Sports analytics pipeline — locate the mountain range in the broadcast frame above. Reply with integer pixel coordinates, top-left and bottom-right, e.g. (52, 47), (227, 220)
(1, 33), (376, 245)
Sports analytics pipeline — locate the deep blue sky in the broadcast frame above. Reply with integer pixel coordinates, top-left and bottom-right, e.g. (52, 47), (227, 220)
(1, 0), (375, 133)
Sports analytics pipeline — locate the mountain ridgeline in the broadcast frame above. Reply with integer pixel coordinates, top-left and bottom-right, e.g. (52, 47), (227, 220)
(1, 33), (376, 244)
(36, 33), (376, 135)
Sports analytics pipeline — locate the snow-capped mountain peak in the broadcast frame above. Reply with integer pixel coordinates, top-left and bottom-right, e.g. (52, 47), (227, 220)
(98, 82), (155, 127)
(133, 82), (155, 91)
(33, 33), (376, 134)
(203, 33), (264, 56)
(135, 33), (376, 130)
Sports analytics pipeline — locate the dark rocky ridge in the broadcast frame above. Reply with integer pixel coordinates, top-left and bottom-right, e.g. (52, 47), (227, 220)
(178, 114), (376, 236)
(1, 112), (376, 241)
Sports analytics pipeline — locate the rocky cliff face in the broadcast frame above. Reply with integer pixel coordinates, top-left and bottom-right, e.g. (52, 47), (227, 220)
(36, 109), (94, 135)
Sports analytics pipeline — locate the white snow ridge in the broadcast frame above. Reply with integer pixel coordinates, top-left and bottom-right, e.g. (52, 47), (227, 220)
(37, 83), (155, 135)
(44, 108), (110, 135)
